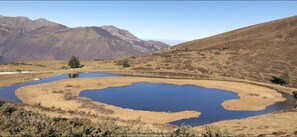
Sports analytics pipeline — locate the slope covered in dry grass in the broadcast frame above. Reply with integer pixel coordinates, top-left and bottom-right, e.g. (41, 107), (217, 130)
(129, 16), (297, 87)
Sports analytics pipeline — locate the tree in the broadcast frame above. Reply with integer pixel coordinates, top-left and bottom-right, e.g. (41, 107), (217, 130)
(271, 71), (291, 85)
(122, 58), (130, 68)
(68, 56), (81, 68)
(293, 91), (297, 99)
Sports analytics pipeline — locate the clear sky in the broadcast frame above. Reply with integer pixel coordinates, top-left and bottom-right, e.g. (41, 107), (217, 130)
(0, 1), (297, 44)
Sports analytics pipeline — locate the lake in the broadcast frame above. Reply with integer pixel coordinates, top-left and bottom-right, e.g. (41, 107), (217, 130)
(80, 82), (292, 126)
(0, 73), (292, 126)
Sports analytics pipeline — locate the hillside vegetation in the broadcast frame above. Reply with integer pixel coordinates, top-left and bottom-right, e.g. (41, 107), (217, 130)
(129, 16), (297, 87)
(0, 100), (233, 136)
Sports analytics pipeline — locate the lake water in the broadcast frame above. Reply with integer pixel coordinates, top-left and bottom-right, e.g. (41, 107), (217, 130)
(0, 73), (292, 126)
(0, 73), (118, 102)
(80, 82), (291, 126)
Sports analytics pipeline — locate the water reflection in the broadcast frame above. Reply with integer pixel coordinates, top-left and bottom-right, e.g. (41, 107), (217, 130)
(68, 73), (79, 78)
(80, 82), (294, 127)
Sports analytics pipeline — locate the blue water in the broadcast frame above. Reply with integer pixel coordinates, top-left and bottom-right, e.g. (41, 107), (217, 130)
(80, 82), (289, 126)
(0, 73), (118, 102)
(0, 73), (291, 127)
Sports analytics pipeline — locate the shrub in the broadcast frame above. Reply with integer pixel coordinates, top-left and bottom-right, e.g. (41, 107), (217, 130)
(172, 125), (199, 137)
(0, 100), (235, 136)
(201, 125), (233, 137)
(293, 91), (297, 99)
(59, 66), (68, 70)
(65, 84), (73, 87)
(115, 58), (130, 68)
(271, 71), (291, 85)
(122, 58), (130, 68)
(63, 92), (76, 100)
(78, 97), (114, 114)
(68, 56), (81, 68)
(52, 90), (64, 94)
(1, 105), (16, 115)
(0, 100), (154, 136)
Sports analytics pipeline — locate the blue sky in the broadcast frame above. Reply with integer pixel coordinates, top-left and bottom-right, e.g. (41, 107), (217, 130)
(0, 1), (297, 44)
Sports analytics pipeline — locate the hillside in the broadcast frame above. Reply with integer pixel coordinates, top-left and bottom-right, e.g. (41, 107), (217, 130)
(0, 16), (169, 62)
(0, 99), (236, 136)
(130, 16), (297, 87)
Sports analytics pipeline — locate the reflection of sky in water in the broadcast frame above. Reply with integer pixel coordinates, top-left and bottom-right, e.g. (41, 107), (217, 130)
(0, 73), (292, 127)
(80, 82), (291, 126)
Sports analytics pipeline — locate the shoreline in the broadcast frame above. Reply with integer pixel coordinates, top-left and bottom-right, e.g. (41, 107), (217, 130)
(15, 76), (287, 124)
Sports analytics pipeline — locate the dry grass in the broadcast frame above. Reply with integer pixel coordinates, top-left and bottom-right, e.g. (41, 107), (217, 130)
(1, 60), (297, 136)
(15, 77), (202, 124)
(2, 15), (297, 136)
(194, 108), (297, 136)
(0, 60), (123, 87)
(129, 16), (297, 88)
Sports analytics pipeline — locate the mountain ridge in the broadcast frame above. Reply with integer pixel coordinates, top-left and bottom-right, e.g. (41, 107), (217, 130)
(130, 15), (297, 87)
(0, 15), (169, 62)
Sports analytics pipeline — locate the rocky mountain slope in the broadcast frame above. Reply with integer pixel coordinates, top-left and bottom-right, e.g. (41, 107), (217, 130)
(130, 16), (297, 87)
(0, 16), (169, 62)
(0, 56), (7, 64)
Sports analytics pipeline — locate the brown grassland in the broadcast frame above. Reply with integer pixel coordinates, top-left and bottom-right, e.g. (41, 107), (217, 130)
(1, 16), (297, 136)
(0, 60), (297, 136)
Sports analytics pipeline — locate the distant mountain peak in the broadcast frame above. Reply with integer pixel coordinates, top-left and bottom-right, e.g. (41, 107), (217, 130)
(101, 25), (117, 29)
(34, 18), (48, 22)
(100, 25), (140, 42)
(0, 15), (68, 32)
(32, 18), (65, 28)
(0, 15), (169, 61)
(16, 16), (30, 20)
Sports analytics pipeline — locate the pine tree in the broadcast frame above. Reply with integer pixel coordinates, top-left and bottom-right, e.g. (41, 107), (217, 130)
(68, 56), (80, 68)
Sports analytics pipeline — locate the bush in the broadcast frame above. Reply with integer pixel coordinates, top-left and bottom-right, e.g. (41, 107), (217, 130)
(0, 100), (157, 136)
(201, 125), (233, 137)
(59, 66), (69, 70)
(52, 90), (64, 94)
(115, 58), (130, 68)
(0, 100), (235, 136)
(293, 91), (297, 99)
(63, 92), (76, 100)
(172, 125), (199, 137)
(122, 58), (130, 68)
(64, 84), (73, 87)
(271, 71), (291, 85)
(68, 56), (81, 68)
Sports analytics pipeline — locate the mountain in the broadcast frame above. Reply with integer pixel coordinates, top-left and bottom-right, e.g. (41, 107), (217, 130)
(143, 40), (171, 50)
(0, 56), (8, 64)
(130, 16), (297, 87)
(0, 16), (169, 62)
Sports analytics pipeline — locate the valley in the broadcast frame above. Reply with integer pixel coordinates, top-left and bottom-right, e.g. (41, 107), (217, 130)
(0, 59), (296, 136)
(0, 12), (297, 136)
